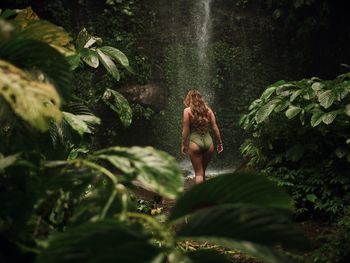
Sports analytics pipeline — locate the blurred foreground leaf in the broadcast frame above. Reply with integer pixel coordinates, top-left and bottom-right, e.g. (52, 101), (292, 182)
(170, 172), (293, 221)
(36, 220), (161, 263)
(0, 60), (61, 131)
(93, 146), (184, 199)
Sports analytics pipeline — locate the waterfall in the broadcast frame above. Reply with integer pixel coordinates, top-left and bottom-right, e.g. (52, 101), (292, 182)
(194, 0), (214, 104)
(197, 0), (212, 63)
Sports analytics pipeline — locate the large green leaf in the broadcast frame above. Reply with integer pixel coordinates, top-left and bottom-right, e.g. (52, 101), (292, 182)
(285, 105), (302, 119)
(311, 82), (324, 91)
(290, 89), (302, 102)
(176, 205), (308, 263)
(0, 38), (72, 100)
(318, 90), (335, 109)
(97, 49), (120, 80)
(14, 20), (75, 56)
(345, 104), (350, 116)
(99, 46), (129, 68)
(260, 86), (277, 101)
(62, 112), (90, 136)
(0, 9), (18, 19)
(255, 100), (279, 123)
(0, 153), (20, 170)
(169, 172), (293, 221)
(310, 111), (324, 127)
(102, 88), (132, 127)
(0, 60), (61, 131)
(322, 110), (339, 125)
(93, 146), (184, 199)
(36, 220), (161, 263)
(81, 48), (99, 68)
(274, 99), (289, 112)
(76, 28), (91, 50)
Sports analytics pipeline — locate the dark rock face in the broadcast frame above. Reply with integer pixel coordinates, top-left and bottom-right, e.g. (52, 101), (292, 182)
(120, 84), (167, 111)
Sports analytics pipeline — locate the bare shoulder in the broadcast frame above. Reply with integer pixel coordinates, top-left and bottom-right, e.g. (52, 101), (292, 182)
(184, 107), (191, 114)
(207, 107), (214, 116)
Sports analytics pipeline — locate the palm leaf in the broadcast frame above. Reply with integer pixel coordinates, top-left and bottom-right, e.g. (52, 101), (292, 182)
(169, 172), (293, 221)
(0, 60), (61, 131)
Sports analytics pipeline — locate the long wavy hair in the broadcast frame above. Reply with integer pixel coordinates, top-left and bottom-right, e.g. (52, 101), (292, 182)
(184, 90), (209, 134)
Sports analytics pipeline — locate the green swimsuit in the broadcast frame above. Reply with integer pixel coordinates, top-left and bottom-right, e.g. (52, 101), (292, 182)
(189, 131), (213, 151)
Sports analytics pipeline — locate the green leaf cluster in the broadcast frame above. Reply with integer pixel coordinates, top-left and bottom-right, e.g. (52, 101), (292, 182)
(69, 28), (129, 81)
(240, 73), (350, 218)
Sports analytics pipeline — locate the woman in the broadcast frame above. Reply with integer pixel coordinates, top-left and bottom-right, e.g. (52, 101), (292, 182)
(181, 90), (223, 184)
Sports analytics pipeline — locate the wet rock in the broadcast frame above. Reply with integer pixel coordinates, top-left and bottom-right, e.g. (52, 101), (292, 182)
(119, 83), (167, 111)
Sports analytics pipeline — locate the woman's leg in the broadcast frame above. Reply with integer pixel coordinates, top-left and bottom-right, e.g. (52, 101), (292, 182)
(189, 142), (204, 184)
(202, 143), (214, 179)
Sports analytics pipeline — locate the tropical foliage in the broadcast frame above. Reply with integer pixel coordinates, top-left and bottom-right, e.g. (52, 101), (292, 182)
(240, 73), (350, 216)
(240, 73), (350, 168)
(68, 28), (129, 81)
(0, 5), (309, 263)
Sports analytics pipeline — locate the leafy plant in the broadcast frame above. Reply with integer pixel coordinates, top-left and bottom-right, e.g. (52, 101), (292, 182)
(263, 167), (350, 218)
(33, 170), (308, 263)
(0, 5), (310, 263)
(102, 88), (132, 127)
(240, 73), (350, 168)
(68, 28), (129, 81)
(240, 73), (350, 218)
(306, 207), (350, 263)
(0, 60), (61, 131)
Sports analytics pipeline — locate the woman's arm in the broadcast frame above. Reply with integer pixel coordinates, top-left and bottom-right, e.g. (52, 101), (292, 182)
(209, 109), (223, 154)
(181, 108), (190, 155)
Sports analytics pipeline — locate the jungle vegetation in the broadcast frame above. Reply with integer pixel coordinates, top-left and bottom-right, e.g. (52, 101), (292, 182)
(0, 1), (350, 263)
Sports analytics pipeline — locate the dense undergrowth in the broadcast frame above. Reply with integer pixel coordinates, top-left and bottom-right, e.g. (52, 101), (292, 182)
(240, 73), (350, 262)
(1, 1), (350, 262)
(0, 6), (311, 263)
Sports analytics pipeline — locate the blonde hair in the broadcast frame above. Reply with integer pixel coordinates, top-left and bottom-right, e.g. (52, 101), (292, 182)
(184, 90), (209, 134)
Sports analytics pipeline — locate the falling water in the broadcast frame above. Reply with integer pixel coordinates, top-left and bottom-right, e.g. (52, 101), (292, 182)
(197, 0), (212, 63)
(194, 0), (214, 104)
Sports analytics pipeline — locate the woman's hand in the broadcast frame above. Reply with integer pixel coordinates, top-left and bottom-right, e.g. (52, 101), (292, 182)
(181, 144), (187, 155)
(217, 143), (223, 154)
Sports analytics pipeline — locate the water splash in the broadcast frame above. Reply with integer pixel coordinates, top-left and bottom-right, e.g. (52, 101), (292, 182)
(180, 159), (237, 179)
